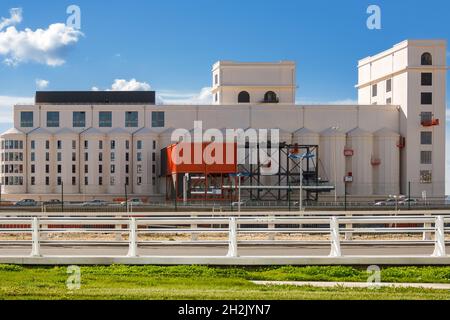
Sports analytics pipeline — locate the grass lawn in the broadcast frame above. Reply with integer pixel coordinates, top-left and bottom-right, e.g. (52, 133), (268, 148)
(0, 265), (449, 300)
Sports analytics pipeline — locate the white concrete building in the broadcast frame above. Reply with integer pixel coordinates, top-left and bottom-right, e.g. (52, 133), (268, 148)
(0, 39), (447, 202)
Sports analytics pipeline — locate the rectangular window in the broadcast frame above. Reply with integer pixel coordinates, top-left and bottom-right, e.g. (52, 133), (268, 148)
(420, 112), (433, 123)
(420, 170), (432, 184)
(420, 151), (432, 164)
(57, 176), (62, 186)
(57, 140), (62, 149)
(46, 176), (50, 186)
(110, 152), (115, 161)
(57, 165), (61, 174)
(152, 140), (156, 150)
(84, 165), (88, 174)
(72, 140), (76, 149)
(84, 140), (88, 149)
(72, 152), (76, 161)
(421, 132), (432, 145)
(125, 140), (130, 150)
(47, 112), (60, 127)
(99, 177), (103, 186)
(110, 140), (115, 149)
(99, 111), (112, 127)
(20, 111), (33, 127)
(57, 152), (62, 162)
(372, 84), (377, 97)
(31, 164), (35, 174)
(151, 111), (165, 128)
(110, 176), (115, 186)
(84, 152), (88, 161)
(125, 165), (129, 174)
(421, 92), (432, 105)
(126, 152), (129, 162)
(72, 164), (76, 174)
(421, 73), (432, 86)
(31, 152), (35, 162)
(386, 98), (392, 105)
(214, 74), (218, 85)
(137, 140), (142, 150)
(125, 177), (129, 186)
(152, 164), (156, 174)
(137, 176), (142, 185)
(99, 140), (103, 149)
(84, 176), (88, 185)
(386, 79), (392, 92)
(110, 164), (115, 174)
(99, 152), (103, 161)
(152, 152), (156, 162)
(31, 140), (35, 149)
(99, 165), (103, 174)
(31, 176), (35, 186)
(72, 177), (76, 186)
(45, 140), (50, 149)
(125, 111), (138, 127)
(137, 152), (142, 162)
(73, 111), (86, 127)
(137, 164), (142, 173)
(45, 164), (49, 174)
(45, 152), (50, 161)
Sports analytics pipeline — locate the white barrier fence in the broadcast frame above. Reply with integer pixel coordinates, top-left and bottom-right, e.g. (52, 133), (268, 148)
(0, 215), (448, 263)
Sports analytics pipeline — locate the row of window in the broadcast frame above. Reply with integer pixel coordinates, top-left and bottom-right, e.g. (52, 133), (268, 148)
(27, 175), (156, 187)
(29, 139), (156, 151)
(1, 140), (23, 150)
(1, 152), (23, 162)
(20, 111), (165, 128)
(1, 164), (23, 174)
(1, 176), (23, 185)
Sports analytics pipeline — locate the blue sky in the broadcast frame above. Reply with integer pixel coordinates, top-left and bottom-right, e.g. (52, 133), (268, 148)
(0, 0), (449, 188)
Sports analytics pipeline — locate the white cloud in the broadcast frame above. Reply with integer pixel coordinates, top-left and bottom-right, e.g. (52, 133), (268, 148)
(110, 79), (151, 91)
(93, 79), (151, 92)
(0, 8), (22, 31)
(35, 79), (49, 89)
(157, 87), (213, 105)
(0, 95), (33, 123)
(0, 8), (83, 66)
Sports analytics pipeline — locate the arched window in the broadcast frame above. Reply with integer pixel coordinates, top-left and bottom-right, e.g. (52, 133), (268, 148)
(264, 91), (278, 103)
(238, 91), (250, 103)
(421, 52), (432, 65)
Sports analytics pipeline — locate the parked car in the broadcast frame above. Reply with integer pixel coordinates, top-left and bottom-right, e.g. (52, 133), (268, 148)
(120, 198), (144, 206)
(374, 198), (398, 206)
(44, 199), (62, 205)
(14, 199), (37, 207)
(81, 199), (109, 207)
(399, 198), (418, 206)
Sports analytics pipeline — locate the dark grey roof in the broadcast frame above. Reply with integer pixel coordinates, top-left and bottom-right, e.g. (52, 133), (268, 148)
(35, 91), (155, 104)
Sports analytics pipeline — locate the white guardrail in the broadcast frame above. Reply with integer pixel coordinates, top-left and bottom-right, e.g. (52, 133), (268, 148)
(0, 214), (449, 265)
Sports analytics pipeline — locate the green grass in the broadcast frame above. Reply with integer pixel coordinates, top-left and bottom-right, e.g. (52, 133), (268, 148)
(0, 265), (449, 300)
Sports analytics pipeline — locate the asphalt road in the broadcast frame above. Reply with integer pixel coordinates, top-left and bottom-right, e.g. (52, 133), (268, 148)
(0, 244), (446, 256)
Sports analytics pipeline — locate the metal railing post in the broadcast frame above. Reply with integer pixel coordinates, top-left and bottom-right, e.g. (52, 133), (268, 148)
(432, 216), (446, 257)
(423, 212), (432, 241)
(127, 217), (138, 257)
(329, 216), (342, 257)
(268, 214), (275, 241)
(191, 212), (198, 241)
(30, 217), (41, 257)
(226, 217), (238, 257)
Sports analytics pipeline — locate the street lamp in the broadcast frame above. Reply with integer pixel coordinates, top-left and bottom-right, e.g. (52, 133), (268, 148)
(230, 172), (251, 212)
(288, 152), (315, 212)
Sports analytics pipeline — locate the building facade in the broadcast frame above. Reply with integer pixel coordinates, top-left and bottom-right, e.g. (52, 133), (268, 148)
(0, 40), (447, 202)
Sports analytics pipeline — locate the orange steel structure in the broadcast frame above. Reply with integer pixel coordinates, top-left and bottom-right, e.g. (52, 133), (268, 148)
(163, 142), (238, 201)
